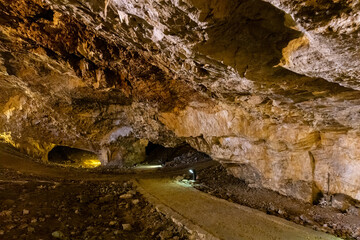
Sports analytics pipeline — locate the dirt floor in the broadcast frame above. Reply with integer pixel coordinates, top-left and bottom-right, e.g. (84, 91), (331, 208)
(0, 168), (189, 240)
(193, 164), (360, 240)
(1, 141), (360, 239)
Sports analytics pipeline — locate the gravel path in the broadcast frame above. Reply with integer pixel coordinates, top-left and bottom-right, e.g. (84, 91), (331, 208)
(137, 178), (340, 240)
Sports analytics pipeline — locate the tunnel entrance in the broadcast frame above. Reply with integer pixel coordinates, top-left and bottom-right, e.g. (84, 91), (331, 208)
(144, 142), (211, 167)
(48, 146), (101, 168)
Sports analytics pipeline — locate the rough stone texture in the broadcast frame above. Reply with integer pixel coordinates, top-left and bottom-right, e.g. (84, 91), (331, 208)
(1, 0), (360, 202)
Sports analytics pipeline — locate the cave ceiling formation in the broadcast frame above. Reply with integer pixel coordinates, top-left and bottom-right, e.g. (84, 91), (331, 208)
(1, 0), (360, 203)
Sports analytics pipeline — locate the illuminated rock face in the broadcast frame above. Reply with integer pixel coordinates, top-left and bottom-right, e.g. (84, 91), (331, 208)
(1, 0), (360, 202)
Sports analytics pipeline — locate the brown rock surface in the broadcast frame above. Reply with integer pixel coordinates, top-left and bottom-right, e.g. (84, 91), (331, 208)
(1, 0), (360, 202)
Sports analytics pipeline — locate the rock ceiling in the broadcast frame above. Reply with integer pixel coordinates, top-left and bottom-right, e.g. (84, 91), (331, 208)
(1, 0), (360, 202)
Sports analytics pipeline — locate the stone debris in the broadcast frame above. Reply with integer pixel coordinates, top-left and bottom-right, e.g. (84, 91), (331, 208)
(119, 193), (133, 199)
(109, 221), (117, 226)
(122, 223), (132, 231)
(52, 231), (64, 238)
(0, 210), (12, 217)
(0, 171), (190, 239)
(331, 194), (354, 212)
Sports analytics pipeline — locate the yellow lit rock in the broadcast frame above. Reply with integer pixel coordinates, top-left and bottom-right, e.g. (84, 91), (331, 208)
(82, 159), (102, 168)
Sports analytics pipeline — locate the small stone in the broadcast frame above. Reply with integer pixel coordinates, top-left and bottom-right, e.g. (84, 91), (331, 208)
(113, 230), (120, 235)
(19, 223), (28, 229)
(132, 199), (140, 205)
(0, 230), (4, 235)
(159, 230), (173, 239)
(347, 206), (360, 216)
(119, 193), (133, 199)
(175, 175), (184, 181)
(122, 224), (132, 231)
(109, 221), (117, 226)
(0, 210), (12, 217)
(6, 224), (15, 230)
(99, 195), (113, 203)
(331, 194), (352, 212)
(30, 218), (37, 223)
(52, 231), (64, 239)
(75, 209), (79, 214)
(27, 227), (35, 233)
(278, 209), (285, 215)
(127, 190), (136, 195)
(23, 209), (29, 215)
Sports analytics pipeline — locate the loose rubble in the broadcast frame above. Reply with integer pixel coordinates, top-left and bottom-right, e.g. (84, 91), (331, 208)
(0, 169), (189, 240)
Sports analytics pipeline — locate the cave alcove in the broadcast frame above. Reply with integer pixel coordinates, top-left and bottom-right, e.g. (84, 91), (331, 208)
(48, 146), (101, 168)
(144, 142), (211, 167)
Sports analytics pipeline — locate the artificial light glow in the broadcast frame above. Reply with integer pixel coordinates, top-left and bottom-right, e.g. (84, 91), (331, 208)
(82, 159), (101, 168)
(0, 132), (16, 147)
(189, 169), (196, 181)
(134, 164), (163, 169)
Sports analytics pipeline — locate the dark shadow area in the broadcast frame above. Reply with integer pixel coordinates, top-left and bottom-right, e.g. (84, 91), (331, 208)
(48, 146), (101, 168)
(145, 142), (211, 167)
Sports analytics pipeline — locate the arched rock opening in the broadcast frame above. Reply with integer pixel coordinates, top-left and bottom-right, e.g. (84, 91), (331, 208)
(144, 142), (211, 167)
(48, 146), (101, 168)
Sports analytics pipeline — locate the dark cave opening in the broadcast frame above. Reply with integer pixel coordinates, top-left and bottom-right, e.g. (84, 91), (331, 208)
(48, 146), (101, 168)
(144, 142), (211, 167)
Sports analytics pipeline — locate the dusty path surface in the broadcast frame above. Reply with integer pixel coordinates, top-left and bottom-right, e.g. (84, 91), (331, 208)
(137, 178), (340, 240)
(0, 143), (341, 239)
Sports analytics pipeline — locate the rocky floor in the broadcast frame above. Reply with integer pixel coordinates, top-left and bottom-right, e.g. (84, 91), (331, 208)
(2, 141), (360, 240)
(193, 164), (360, 240)
(0, 168), (189, 240)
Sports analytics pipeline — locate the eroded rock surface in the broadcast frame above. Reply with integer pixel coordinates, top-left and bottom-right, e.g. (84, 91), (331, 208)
(1, 0), (360, 202)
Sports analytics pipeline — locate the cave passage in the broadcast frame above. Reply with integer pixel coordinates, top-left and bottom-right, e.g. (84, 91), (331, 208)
(48, 146), (101, 168)
(145, 142), (211, 168)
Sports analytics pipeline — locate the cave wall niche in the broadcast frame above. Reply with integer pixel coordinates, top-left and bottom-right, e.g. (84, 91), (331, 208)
(48, 146), (101, 168)
(145, 142), (211, 167)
